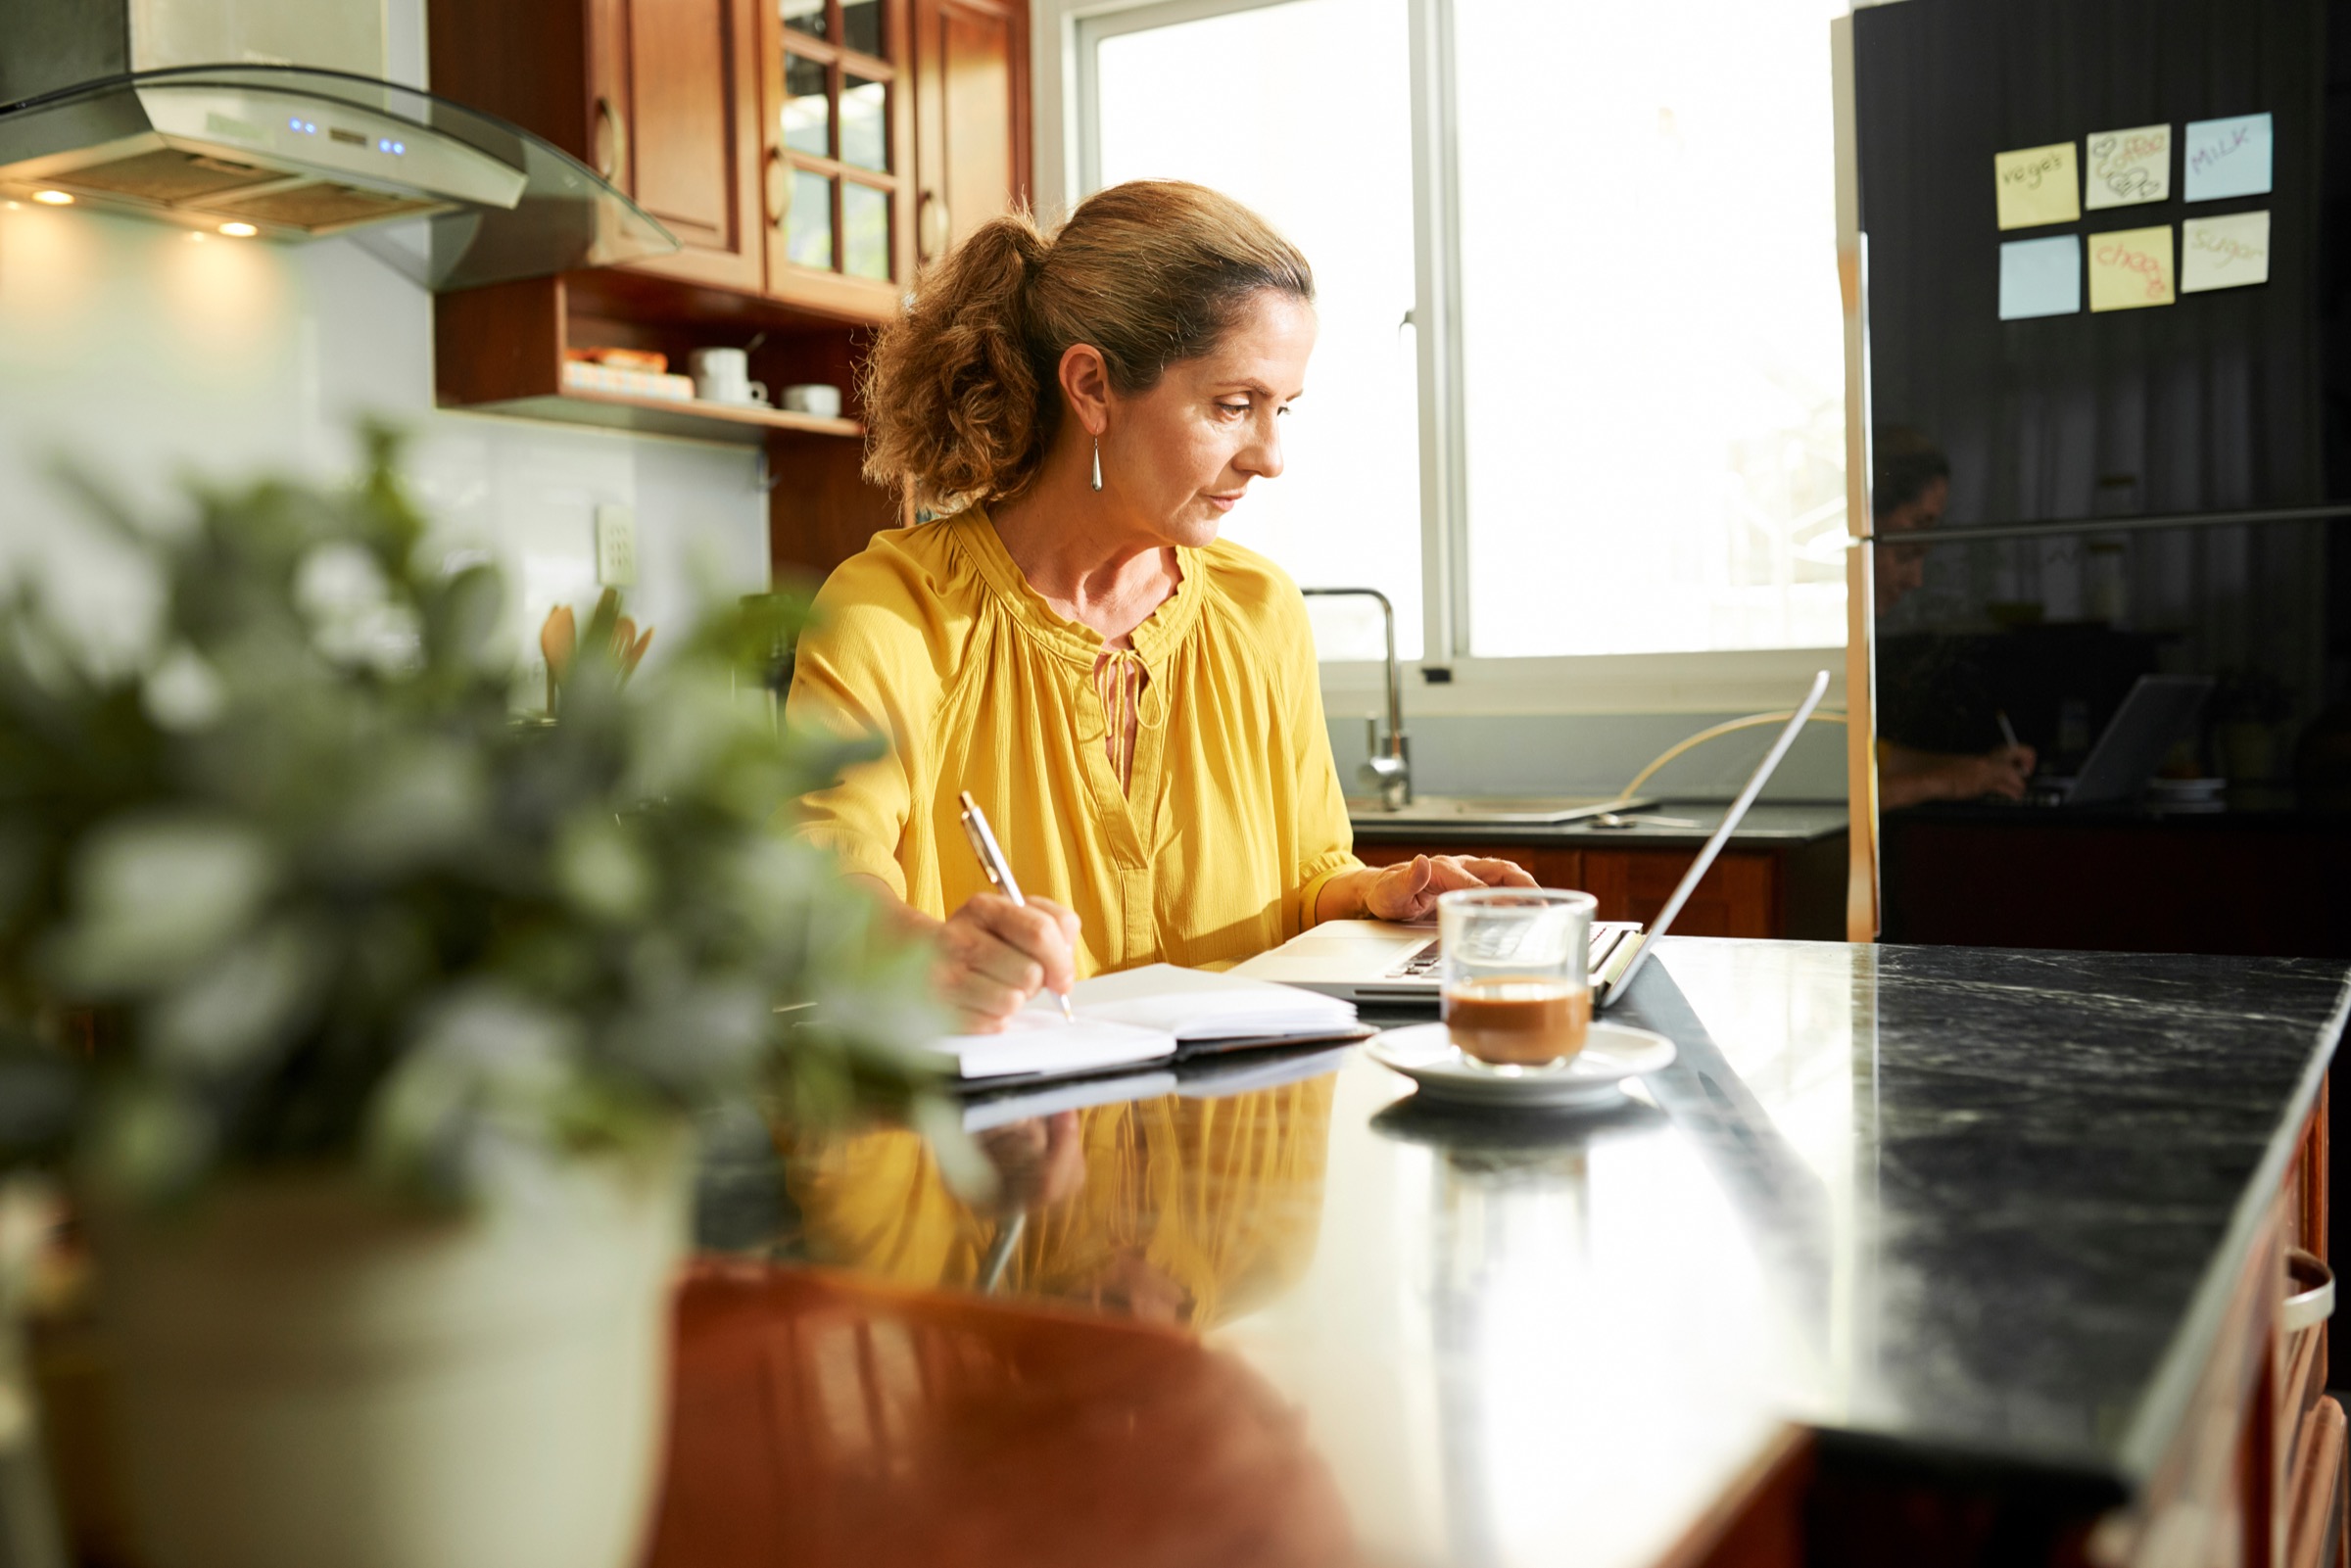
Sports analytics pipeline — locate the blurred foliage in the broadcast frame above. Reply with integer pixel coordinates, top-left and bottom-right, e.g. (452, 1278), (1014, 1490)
(0, 427), (943, 1206)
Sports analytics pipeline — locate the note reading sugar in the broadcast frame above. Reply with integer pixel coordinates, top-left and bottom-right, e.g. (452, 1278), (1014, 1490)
(2181, 211), (2271, 293)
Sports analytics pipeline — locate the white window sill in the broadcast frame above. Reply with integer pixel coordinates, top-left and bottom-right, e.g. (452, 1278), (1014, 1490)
(1317, 647), (1848, 718)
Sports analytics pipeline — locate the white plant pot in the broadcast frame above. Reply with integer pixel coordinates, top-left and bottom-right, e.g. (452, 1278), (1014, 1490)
(92, 1142), (690, 1568)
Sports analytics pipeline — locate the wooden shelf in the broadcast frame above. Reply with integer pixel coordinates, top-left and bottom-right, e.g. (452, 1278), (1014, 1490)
(442, 386), (863, 447)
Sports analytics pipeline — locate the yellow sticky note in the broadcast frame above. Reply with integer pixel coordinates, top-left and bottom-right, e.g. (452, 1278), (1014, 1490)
(2087, 225), (2176, 310)
(1995, 142), (2081, 229)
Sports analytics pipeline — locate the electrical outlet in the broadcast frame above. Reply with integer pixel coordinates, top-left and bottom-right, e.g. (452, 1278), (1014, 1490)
(595, 503), (638, 588)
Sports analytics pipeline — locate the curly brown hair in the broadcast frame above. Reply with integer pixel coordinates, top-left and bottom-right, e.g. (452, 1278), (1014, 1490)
(859, 180), (1314, 514)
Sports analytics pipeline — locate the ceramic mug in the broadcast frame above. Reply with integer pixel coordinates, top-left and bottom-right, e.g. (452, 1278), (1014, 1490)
(780, 383), (843, 419)
(689, 348), (768, 406)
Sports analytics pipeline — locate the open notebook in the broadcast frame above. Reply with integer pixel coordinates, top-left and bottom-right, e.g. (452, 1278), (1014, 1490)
(924, 964), (1368, 1087)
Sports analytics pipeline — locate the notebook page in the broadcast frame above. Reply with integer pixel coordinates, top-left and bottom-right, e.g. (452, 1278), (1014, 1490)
(924, 1013), (1175, 1080)
(1070, 964), (1358, 1042)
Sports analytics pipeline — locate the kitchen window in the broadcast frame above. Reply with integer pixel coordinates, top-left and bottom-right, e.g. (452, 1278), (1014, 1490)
(1065, 0), (1849, 700)
(1086, 0), (1422, 661)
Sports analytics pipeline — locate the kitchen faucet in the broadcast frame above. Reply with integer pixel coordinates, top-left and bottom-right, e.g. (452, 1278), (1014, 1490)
(1300, 587), (1411, 810)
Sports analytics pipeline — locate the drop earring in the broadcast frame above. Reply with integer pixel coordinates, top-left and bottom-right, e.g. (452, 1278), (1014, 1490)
(1090, 436), (1103, 493)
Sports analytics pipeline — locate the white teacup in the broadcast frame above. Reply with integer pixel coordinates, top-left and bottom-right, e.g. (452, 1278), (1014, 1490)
(690, 347), (768, 406)
(781, 383), (843, 419)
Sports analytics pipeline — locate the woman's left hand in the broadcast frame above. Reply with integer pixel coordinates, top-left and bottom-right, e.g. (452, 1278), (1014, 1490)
(1360, 854), (1538, 922)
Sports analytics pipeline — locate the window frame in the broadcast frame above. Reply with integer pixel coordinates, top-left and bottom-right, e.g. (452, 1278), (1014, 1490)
(1042, 0), (1848, 714)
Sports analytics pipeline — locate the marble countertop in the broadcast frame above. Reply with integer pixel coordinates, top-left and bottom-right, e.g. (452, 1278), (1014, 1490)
(689, 939), (2348, 1568)
(1348, 800), (1848, 848)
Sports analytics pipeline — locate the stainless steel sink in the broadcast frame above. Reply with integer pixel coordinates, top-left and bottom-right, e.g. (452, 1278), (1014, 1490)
(1344, 794), (1650, 826)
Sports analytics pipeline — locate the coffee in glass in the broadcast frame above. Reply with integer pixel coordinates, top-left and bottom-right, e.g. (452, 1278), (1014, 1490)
(1436, 888), (1597, 1067)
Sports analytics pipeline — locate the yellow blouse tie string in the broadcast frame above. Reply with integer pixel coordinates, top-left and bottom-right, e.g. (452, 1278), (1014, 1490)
(1091, 647), (1168, 792)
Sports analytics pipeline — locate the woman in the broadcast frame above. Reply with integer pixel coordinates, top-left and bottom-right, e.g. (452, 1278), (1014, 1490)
(1871, 426), (2038, 807)
(789, 181), (1530, 1028)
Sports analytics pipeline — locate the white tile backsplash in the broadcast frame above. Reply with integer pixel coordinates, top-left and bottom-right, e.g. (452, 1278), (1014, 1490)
(0, 201), (768, 704)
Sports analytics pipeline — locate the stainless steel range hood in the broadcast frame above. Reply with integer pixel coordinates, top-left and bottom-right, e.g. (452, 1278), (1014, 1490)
(0, 1), (677, 291)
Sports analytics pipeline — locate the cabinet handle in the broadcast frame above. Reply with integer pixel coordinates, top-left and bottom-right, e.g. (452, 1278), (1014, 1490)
(765, 148), (792, 227)
(917, 189), (951, 262)
(593, 96), (629, 184)
(2286, 1248), (2334, 1334)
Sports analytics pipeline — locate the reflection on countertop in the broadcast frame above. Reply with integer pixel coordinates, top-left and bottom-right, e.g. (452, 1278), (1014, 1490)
(658, 938), (2348, 1568)
(777, 1074), (1337, 1330)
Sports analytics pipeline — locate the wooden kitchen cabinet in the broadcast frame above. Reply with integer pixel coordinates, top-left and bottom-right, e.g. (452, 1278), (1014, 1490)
(760, 0), (919, 318)
(765, 0), (1032, 584)
(1354, 839), (1846, 941)
(910, 0), (1031, 264)
(429, 0), (768, 295)
(431, 0), (1031, 579)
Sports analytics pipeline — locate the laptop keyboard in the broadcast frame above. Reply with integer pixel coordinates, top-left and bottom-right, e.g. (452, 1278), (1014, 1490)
(1385, 927), (1626, 980)
(1392, 939), (1443, 977)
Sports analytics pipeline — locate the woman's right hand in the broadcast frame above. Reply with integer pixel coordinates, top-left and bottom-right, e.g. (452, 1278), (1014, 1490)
(935, 892), (1080, 1032)
(1962, 741), (2037, 800)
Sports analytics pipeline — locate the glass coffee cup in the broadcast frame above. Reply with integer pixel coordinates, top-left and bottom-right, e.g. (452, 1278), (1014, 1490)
(1437, 888), (1597, 1068)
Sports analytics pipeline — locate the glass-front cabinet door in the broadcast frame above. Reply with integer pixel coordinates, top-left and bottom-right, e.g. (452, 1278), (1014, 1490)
(765, 0), (914, 315)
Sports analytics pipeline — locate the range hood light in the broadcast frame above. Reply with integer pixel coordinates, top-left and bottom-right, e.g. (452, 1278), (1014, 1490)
(0, 65), (677, 290)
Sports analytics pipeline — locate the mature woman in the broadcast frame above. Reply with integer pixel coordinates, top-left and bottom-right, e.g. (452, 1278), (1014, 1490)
(789, 180), (1531, 1029)
(1871, 426), (2038, 807)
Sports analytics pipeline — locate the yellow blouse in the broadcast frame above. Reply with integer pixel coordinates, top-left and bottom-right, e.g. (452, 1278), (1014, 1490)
(782, 1078), (1337, 1329)
(786, 508), (1363, 974)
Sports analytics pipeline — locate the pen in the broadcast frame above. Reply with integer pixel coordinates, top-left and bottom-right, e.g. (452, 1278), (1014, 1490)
(957, 789), (1077, 1023)
(1996, 710), (2022, 750)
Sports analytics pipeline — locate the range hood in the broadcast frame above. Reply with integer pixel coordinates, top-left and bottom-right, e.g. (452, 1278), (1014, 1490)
(0, 1), (677, 291)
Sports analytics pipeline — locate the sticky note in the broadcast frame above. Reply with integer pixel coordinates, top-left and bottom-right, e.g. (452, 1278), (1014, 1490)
(2183, 113), (2273, 201)
(2087, 225), (2175, 310)
(2085, 123), (2171, 209)
(1995, 141), (2081, 229)
(1998, 236), (2082, 319)
(2181, 210), (2271, 292)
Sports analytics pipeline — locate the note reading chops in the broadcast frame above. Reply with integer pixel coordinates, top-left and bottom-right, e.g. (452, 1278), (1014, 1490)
(2087, 225), (2176, 311)
(2181, 211), (2271, 293)
(1994, 141), (2082, 230)
(2183, 113), (2274, 202)
(2086, 124), (2171, 210)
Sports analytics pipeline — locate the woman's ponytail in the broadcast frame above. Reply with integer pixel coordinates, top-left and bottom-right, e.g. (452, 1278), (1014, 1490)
(861, 183), (1313, 514)
(859, 212), (1053, 514)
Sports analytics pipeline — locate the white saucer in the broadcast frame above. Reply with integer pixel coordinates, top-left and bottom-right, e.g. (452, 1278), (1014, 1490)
(1367, 1021), (1676, 1108)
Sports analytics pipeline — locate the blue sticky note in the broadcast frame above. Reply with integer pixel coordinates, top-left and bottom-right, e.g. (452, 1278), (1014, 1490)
(2183, 113), (2274, 202)
(1999, 235), (2082, 319)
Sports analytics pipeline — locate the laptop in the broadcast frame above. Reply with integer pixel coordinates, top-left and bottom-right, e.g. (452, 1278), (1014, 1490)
(2036, 674), (2215, 807)
(1234, 670), (1833, 1010)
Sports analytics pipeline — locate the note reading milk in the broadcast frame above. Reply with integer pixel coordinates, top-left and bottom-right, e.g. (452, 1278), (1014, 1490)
(2087, 225), (2176, 311)
(1994, 141), (2082, 229)
(1998, 235), (2082, 320)
(2183, 113), (2273, 202)
(2085, 124), (2171, 209)
(2180, 211), (2271, 293)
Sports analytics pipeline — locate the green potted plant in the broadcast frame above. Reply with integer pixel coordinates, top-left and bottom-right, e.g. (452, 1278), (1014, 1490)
(0, 431), (941, 1568)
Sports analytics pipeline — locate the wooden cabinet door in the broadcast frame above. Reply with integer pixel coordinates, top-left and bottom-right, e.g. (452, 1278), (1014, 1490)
(911, 0), (1030, 265)
(430, 0), (765, 295)
(593, 0), (767, 293)
(756, 0), (918, 320)
(1580, 849), (1781, 938)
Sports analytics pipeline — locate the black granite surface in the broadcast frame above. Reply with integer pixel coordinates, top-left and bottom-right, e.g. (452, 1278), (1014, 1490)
(718, 939), (2348, 1565)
